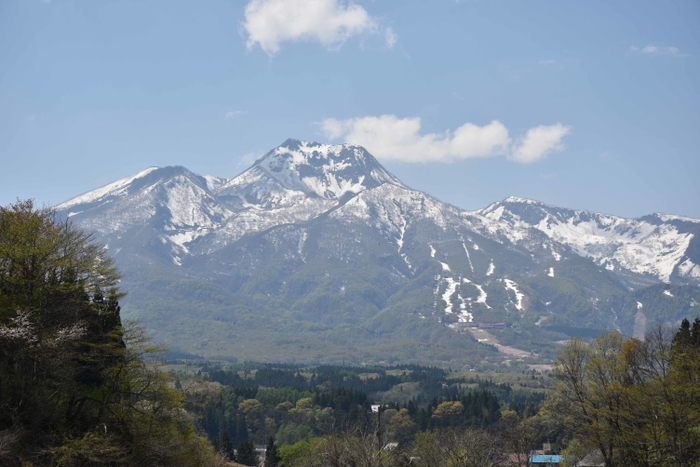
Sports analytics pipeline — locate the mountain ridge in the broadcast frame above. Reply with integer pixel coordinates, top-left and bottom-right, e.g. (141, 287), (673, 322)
(53, 139), (700, 366)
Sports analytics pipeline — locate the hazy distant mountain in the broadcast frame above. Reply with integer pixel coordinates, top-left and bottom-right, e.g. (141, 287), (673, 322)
(56, 139), (700, 367)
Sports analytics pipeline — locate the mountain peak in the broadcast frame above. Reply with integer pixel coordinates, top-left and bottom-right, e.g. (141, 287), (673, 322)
(56, 165), (217, 212)
(502, 196), (542, 205)
(57, 166), (161, 210)
(217, 140), (402, 208)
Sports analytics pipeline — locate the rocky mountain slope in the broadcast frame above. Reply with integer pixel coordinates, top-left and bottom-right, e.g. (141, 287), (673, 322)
(55, 139), (700, 367)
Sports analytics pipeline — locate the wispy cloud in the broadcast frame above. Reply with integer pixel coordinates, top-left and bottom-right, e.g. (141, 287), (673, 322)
(384, 27), (397, 49)
(320, 115), (570, 164)
(224, 110), (246, 119)
(242, 0), (394, 55)
(629, 45), (685, 57)
(538, 58), (576, 70)
(237, 151), (263, 168)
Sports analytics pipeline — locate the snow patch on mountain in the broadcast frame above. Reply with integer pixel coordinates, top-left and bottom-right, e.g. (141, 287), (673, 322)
(442, 278), (459, 315)
(164, 175), (232, 229)
(463, 278), (490, 309)
(486, 260), (495, 276)
(678, 259), (700, 281)
(203, 175), (227, 191)
(503, 279), (524, 311)
(655, 213), (700, 224)
(57, 167), (159, 210)
(462, 242), (475, 272)
(457, 295), (473, 322)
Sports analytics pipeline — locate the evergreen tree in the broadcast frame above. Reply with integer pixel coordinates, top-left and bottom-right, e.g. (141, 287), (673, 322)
(235, 413), (249, 445)
(265, 436), (280, 467)
(673, 318), (692, 349)
(690, 317), (700, 347)
(220, 430), (234, 460)
(236, 440), (258, 466)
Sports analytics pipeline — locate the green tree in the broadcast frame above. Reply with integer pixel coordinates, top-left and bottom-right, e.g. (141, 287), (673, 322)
(546, 322), (700, 467)
(0, 200), (122, 458)
(220, 430), (234, 460)
(387, 408), (416, 445)
(412, 428), (504, 467)
(0, 200), (219, 466)
(265, 436), (281, 467)
(545, 332), (626, 467)
(236, 440), (258, 466)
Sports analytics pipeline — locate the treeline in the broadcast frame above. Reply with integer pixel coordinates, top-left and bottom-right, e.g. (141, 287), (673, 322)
(185, 362), (546, 453)
(206, 364), (448, 399)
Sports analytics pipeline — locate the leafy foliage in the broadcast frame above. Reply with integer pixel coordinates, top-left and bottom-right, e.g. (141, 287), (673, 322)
(546, 318), (700, 467)
(0, 200), (219, 466)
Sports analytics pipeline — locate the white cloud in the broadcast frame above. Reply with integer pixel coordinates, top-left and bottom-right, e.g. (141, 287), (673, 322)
(320, 115), (570, 164)
(630, 45), (684, 57)
(243, 0), (389, 55)
(225, 110), (246, 119)
(385, 27), (397, 49)
(510, 123), (570, 164)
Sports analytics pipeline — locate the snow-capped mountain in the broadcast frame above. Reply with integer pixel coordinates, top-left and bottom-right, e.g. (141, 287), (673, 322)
(476, 197), (700, 284)
(54, 140), (700, 365)
(57, 166), (233, 232)
(207, 139), (405, 248)
(217, 139), (402, 208)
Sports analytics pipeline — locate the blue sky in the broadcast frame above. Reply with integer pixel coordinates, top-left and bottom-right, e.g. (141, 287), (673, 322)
(1, 0), (698, 218)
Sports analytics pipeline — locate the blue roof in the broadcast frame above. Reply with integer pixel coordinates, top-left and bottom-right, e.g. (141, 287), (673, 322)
(530, 454), (562, 463)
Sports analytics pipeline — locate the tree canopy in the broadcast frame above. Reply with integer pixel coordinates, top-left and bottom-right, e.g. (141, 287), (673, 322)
(546, 321), (700, 467)
(0, 200), (220, 466)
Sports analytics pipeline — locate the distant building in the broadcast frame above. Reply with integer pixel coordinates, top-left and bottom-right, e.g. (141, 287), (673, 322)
(530, 443), (561, 466)
(530, 454), (561, 466)
(479, 322), (506, 329)
(454, 322), (506, 331)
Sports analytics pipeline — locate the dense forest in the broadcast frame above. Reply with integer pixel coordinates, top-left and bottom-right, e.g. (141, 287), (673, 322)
(182, 363), (532, 448)
(1, 199), (698, 467)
